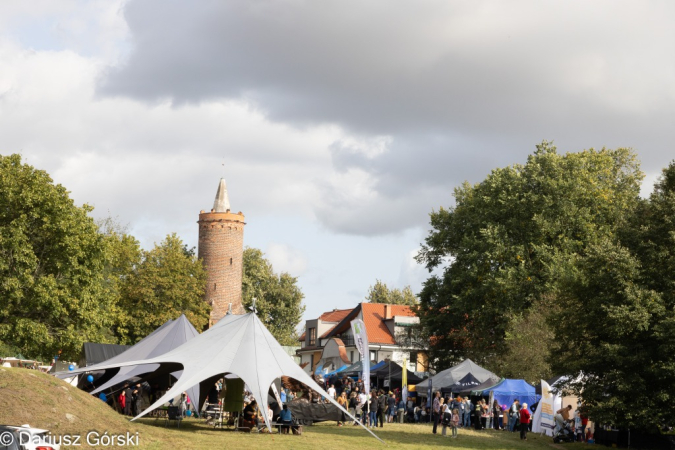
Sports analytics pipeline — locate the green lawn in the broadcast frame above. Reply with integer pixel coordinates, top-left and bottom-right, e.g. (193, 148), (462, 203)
(126, 418), (580, 450)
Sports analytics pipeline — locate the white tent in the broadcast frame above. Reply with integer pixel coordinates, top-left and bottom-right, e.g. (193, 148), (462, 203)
(64, 313), (383, 441)
(57, 315), (201, 409)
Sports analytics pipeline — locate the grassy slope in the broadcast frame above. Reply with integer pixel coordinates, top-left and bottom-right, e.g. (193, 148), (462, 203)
(0, 368), (578, 449)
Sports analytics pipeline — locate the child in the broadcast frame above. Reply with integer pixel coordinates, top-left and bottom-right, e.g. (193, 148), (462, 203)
(451, 408), (460, 438)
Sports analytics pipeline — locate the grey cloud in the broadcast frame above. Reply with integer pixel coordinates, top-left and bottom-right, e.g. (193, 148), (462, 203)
(100, 0), (675, 235)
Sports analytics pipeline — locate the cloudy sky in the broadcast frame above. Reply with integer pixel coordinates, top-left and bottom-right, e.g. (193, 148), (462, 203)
(2, 1), (674, 323)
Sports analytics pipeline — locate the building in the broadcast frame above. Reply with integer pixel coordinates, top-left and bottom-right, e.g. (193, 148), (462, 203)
(198, 178), (246, 326)
(297, 302), (428, 376)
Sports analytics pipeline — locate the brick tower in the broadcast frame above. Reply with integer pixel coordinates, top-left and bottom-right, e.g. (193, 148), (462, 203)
(198, 178), (246, 326)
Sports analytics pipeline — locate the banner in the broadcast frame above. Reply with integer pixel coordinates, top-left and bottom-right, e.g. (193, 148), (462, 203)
(402, 357), (408, 404)
(350, 319), (370, 395)
(532, 379), (559, 436)
(427, 377), (432, 408)
(271, 382), (283, 406)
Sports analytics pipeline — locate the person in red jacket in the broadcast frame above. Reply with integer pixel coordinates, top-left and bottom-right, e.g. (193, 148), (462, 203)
(118, 390), (126, 415)
(519, 403), (531, 440)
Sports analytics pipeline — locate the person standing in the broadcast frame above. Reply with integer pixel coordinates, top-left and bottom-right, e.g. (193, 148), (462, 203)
(387, 392), (396, 423)
(369, 391), (379, 428)
(124, 384), (133, 416)
(519, 403), (531, 440)
(118, 389), (126, 415)
(377, 390), (387, 427)
(337, 391), (348, 426)
(397, 397), (406, 423)
(327, 384), (336, 399)
(493, 400), (503, 430)
(451, 407), (460, 438)
(432, 391), (441, 434)
(464, 397), (472, 427)
(441, 402), (451, 437)
(508, 399), (519, 432)
(349, 392), (358, 426)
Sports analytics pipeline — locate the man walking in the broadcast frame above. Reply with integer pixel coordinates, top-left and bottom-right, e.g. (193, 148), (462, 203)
(432, 391), (441, 434)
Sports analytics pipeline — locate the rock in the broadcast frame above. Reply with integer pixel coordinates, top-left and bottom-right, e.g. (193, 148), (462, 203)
(65, 413), (76, 423)
(28, 373), (36, 377)
(52, 408), (56, 413)
(68, 396), (72, 402)
(60, 386), (68, 391)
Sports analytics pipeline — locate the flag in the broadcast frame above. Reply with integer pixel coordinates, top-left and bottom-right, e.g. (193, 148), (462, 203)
(402, 357), (408, 404)
(532, 379), (559, 436)
(350, 319), (370, 395)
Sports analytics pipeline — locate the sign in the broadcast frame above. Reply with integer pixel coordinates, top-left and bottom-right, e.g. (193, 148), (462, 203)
(350, 319), (370, 395)
(532, 379), (559, 436)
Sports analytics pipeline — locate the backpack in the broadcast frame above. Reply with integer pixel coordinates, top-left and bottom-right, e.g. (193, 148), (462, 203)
(442, 411), (452, 425)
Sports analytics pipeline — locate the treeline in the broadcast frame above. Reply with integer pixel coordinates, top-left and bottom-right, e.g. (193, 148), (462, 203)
(0, 154), (304, 361)
(416, 142), (675, 430)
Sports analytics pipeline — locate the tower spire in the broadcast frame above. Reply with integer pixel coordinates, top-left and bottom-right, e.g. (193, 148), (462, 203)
(213, 178), (231, 212)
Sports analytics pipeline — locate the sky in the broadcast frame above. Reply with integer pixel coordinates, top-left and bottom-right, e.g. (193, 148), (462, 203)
(1, 1), (674, 324)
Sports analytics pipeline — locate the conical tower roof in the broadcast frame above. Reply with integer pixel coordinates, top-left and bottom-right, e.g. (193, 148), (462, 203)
(213, 178), (231, 212)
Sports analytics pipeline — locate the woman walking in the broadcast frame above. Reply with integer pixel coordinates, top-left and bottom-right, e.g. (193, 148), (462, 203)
(519, 403), (531, 440)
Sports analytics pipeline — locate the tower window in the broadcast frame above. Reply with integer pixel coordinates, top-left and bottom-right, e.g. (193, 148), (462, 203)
(230, 257), (233, 265)
(214, 283), (216, 291)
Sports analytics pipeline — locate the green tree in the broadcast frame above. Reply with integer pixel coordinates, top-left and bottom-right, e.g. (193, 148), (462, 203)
(365, 279), (418, 306)
(0, 154), (115, 360)
(416, 143), (643, 371)
(242, 247), (305, 346)
(549, 162), (675, 430)
(115, 233), (209, 344)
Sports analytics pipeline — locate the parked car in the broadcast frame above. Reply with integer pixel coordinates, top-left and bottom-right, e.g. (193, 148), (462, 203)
(0, 425), (60, 450)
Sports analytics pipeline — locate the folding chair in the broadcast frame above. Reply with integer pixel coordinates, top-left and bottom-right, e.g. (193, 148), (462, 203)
(165, 406), (183, 428)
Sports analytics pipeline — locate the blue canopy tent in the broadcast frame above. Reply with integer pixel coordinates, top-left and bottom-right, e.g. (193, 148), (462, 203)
(324, 364), (350, 378)
(474, 379), (540, 407)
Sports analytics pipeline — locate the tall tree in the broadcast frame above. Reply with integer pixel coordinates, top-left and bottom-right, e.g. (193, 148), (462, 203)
(114, 233), (209, 344)
(365, 279), (418, 306)
(549, 161), (675, 430)
(0, 154), (115, 360)
(416, 143), (643, 371)
(242, 247), (305, 346)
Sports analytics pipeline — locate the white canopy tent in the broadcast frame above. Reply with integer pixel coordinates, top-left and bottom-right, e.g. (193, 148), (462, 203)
(62, 312), (383, 442)
(57, 315), (200, 409)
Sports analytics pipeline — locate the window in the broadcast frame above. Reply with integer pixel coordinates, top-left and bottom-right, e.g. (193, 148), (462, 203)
(370, 350), (377, 362)
(409, 352), (418, 371)
(350, 350), (354, 362)
(309, 327), (316, 346)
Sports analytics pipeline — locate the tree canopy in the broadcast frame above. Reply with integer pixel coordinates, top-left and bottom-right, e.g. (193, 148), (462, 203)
(113, 233), (210, 344)
(0, 154), (115, 360)
(365, 279), (418, 306)
(416, 143), (643, 374)
(549, 161), (675, 430)
(242, 247), (305, 346)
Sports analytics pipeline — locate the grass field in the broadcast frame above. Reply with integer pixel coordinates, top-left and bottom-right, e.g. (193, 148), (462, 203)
(0, 367), (581, 449)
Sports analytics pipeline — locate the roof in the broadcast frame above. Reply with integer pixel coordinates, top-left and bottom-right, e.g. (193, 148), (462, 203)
(319, 308), (354, 338)
(319, 308), (353, 322)
(361, 303), (415, 344)
(321, 303), (417, 345)
(213, 178), (231, 212)
(416, 358), (499, 390)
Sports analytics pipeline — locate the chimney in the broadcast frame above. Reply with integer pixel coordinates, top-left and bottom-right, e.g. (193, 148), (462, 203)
(384, 304), (392, 320)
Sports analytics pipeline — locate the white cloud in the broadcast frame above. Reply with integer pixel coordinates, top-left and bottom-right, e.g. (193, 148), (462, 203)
(265, 243), (308, 277)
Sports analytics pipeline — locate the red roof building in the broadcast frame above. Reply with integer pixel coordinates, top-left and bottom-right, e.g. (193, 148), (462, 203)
(297, 303), (428, 376)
